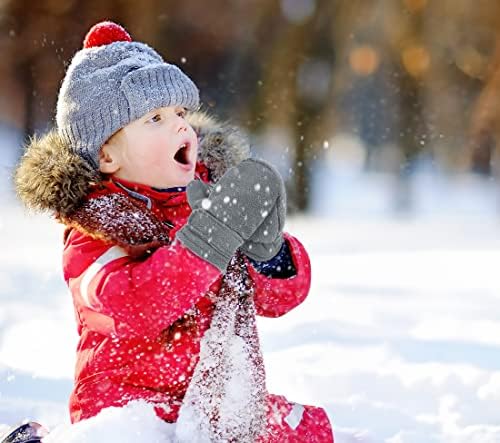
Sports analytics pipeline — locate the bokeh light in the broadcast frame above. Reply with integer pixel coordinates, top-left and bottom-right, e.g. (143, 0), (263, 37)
(402, 44), (430, 77)
(349, 45), (380, 77)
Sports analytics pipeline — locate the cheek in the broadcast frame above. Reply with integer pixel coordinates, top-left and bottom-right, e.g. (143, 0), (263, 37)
(142, 138), (172, 163)
(188, 130), (199, 156)
(190, 144), (198, 162)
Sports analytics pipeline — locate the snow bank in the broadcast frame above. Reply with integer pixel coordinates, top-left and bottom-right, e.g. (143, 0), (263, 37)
(42, 402), (176, 443)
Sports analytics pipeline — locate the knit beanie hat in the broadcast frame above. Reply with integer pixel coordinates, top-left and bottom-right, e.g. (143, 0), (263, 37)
(56, 21), (200, 169)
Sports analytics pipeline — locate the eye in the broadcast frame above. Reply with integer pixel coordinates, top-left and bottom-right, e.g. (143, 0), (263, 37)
(147, 114), (162, 123)
(176, 108), (187, 118)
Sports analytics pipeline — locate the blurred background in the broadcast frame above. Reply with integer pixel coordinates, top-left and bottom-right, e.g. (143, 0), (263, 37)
(1, 1), (500, 443)
(1, 0), (499, 216)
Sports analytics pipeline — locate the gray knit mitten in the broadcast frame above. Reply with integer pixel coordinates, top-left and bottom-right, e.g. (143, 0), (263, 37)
(176, 158), (285, 272)
(239, 161), (286, 262)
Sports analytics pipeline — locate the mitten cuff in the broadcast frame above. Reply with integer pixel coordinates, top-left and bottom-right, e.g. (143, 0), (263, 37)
(246, 238), (297, 278)
(242, 233), (284, 262)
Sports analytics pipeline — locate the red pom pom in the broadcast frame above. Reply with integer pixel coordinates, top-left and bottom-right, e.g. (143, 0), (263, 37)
(83, 21), (132, 49)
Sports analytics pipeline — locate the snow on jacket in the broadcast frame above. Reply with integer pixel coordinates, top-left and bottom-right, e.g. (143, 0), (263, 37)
(14, 111), (333, 442)
(62, 176), (312, 422)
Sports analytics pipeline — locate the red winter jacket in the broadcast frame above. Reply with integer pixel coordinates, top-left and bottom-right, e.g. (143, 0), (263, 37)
(62, 175), (312, 424)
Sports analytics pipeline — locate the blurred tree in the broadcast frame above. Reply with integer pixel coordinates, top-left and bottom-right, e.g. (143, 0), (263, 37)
(423, 0), (500, 175)
(329, 0), (429, 212)
(391, 0), (429, 212)
(247, 0), (335, 212)
(468, 34), (500, 175)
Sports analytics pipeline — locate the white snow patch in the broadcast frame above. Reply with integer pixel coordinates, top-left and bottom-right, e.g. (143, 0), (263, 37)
(42, 401), (176, 443)
(2, 170), (500, 443)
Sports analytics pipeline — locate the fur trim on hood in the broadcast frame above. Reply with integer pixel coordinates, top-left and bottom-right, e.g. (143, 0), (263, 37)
(14, 111), (250, 217)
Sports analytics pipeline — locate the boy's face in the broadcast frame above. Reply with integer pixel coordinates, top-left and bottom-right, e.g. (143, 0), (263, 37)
(99, 105), (199, 188)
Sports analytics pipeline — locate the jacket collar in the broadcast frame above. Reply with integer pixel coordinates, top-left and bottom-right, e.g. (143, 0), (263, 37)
(110, 177), (187, 210)
(89, 161), (211, 210)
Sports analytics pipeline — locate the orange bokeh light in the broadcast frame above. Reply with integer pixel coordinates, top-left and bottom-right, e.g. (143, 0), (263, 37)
(349, 45), (380, 76)
(402, 45), (430, 77)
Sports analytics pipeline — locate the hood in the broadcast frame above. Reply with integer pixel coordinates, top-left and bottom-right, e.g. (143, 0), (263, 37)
(14, 111), (250, 217)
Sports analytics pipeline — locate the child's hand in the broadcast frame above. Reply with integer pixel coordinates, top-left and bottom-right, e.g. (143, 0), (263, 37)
(237, 161), (286, 261)
(185, 160), (286, 262)
(177, 158), (284, 272)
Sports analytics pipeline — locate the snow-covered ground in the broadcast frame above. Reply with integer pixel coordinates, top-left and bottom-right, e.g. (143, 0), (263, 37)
(1, 167), (499, 442)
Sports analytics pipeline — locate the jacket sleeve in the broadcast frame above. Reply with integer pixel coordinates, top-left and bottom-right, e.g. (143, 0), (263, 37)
(243, 233), (312, 318)
(63, 230), (221, 339)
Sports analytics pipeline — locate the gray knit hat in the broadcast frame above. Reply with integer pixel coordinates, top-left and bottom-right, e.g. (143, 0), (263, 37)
(56, 21), (200, 169)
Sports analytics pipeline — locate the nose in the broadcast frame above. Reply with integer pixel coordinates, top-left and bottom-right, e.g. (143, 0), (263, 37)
(177, 118), (188, 133)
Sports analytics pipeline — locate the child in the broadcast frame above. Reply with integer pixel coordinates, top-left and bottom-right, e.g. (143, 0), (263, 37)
(14, 21), (333, 442)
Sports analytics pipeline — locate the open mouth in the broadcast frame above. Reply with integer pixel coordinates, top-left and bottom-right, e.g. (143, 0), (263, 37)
(174, 142), (191, 165)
